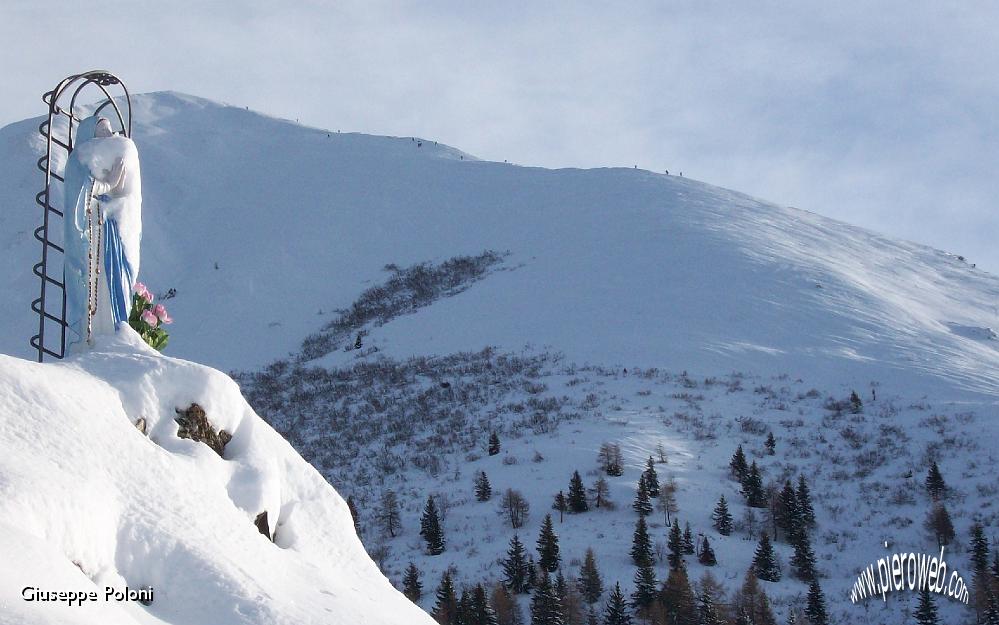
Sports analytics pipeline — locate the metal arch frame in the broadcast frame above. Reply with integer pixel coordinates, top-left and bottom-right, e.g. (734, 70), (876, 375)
(31, 70), (131, 362)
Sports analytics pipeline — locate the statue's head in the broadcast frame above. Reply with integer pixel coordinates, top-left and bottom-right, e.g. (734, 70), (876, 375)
(94, 117), (113, 138)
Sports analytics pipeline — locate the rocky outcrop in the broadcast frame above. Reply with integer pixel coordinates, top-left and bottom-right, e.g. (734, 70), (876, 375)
(175, 403), (231, 457)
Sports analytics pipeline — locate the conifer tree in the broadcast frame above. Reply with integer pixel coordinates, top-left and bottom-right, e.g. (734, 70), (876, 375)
(742, 461), (766, 508)
(804, 579), (828, 625)
(711, 495), (733, 536)
(985, 593), (999, 625)
(537, 514), (561, 573)
(970, 522), (991, 572)
(554, 571), (584, 625)
(776, 480), (800, 542)
(926, 503), (956, 547)
(642, 457), (660, 497)
(578, 548), (604, 605)
(553, 491), (567, 523)
(765, 432), (776, 455)
(433, 571), (459, 625)
(630, 561), (658, 612)
(697, 583), (723, 625)
(667, 519), (685, 570)
(554, 571), (568, 613)
(914, 587), (940, 625)
(530, 572), (564, 625)
(475, 471), (493, 502)
(527, 556), (538, 591)
(603, 583), (632, 625)
(586, 606), (599, 625)
(972, 569), (995, 623)
(472, 583), (500, 625)
(632, 475), (653, 517)
(730, 445), (748, 480)
(659, 567), (697, 625)
(682, 522), (695, 555)
(752, 533), (781, 582)
(796, 476), (816, 528)
(698, 536), (717, 566)
(926, 461), (947, 501)
(503, 535), (531, 594)
(421, 495), (446, 555)
(790, 530), (817, 581)
(568, 471), (589, 513)
(402, 562), (423, 602)
(458, 587), (473, 625)
(631, 516), (654, 567)
(489, 431), (502, 456)
(346, 495), (361, 537)
(849, 390), (863, 414)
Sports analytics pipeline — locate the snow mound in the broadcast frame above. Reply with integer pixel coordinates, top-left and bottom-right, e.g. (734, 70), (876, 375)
(0, 329), (431, 625)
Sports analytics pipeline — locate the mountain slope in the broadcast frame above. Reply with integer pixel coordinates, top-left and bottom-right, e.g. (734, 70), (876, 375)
(2, 92), (998, 400)
(2, 93), (998, 625)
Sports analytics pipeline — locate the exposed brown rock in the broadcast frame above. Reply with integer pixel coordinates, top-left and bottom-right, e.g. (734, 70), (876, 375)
(254, 511), (272, 541)
(174, 403), (230, 457)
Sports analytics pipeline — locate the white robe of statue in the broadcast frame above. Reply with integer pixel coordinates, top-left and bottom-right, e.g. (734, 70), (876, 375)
(63, 115), (143, 347)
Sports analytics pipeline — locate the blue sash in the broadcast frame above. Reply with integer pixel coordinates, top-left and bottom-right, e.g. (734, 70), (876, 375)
(103, 217), (134, 329)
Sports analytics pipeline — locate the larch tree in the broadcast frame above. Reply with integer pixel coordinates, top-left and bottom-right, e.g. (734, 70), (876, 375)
(577, 547), (604, 605)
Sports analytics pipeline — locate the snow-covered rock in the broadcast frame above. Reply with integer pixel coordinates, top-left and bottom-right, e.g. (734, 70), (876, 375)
(0, 329), (432, 625)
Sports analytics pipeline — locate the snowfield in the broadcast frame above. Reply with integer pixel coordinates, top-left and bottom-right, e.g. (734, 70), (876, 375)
(0, 329), (433, 625)
(2, 92), (998, 624)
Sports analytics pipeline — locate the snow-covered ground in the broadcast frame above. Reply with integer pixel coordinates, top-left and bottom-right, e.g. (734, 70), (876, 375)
(0, 329), (433, 625)
(2, 92), (998, 624)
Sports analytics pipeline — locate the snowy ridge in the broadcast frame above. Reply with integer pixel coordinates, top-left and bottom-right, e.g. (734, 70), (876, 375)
(2, 92), (998, 400)
(0, 329), (432, 625)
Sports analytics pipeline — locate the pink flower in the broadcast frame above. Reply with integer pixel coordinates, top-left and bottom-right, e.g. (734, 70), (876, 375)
(133, 282), (153, 302)
(153, 304), (173, 325)
(140, 310), (159, 327)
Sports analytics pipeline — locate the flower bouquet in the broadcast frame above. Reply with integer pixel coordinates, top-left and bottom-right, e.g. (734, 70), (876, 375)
(129, 282), (173, 351)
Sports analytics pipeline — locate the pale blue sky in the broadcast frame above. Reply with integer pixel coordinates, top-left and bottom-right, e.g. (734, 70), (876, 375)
(3, 1), (997, 271)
